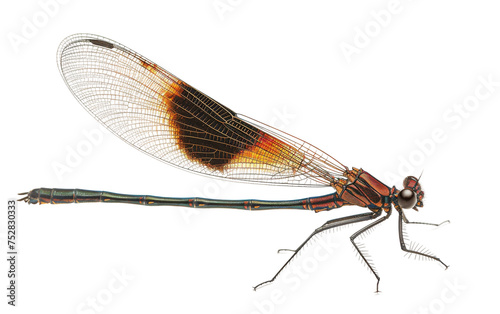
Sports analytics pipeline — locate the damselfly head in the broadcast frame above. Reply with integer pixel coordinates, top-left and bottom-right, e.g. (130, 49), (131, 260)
(401, 176), (424, 211)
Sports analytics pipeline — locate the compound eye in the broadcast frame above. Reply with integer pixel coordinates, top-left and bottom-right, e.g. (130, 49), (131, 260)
(403, 176), (418, 188)
(397, 188), (417, 209)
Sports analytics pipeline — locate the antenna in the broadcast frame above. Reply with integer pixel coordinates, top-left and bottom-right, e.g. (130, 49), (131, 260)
(417, 170), (424, 183)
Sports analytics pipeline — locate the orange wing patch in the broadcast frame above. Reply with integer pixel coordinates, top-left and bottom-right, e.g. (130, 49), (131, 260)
(230, 132), (304, 173)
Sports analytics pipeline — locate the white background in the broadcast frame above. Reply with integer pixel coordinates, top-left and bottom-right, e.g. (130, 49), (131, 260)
(1, 0), (499, 313)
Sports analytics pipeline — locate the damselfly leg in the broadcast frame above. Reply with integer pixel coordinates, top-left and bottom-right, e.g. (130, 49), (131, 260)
(398, 211), (449, 269)
(350, 209), (391, 293)
(401, 211), (450, 227)
(253, 210), (382, 290)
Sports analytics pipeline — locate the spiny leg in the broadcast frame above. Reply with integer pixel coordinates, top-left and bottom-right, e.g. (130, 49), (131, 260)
(276, 211), (381, 254)
(350, 209), (391, 293)
(398, 211), (449, 268)
(401, 211), (449, 227)
(253, 211), (381, 290)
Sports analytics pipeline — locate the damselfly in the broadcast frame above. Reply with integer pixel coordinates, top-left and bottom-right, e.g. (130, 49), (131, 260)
(20, 34), (449, 292)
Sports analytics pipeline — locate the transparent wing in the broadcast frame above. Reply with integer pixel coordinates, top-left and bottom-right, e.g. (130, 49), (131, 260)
(57, 34), (348, 187)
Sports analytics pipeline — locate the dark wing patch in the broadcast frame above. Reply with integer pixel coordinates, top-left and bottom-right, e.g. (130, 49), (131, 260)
(171, 84), (263, 171)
